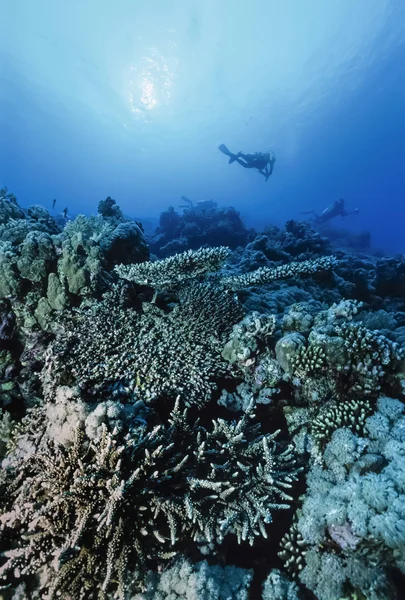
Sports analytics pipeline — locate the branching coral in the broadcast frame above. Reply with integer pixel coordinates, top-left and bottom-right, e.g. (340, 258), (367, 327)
(287, 344), (327, 378)
(42, 283), (244, 406)
(311, 398), (374, 453)
(278, 522), (308, 578)
(277, 317), (404, 403)
(115, 249), (336, 292)
(0, 400), (299, 599)
(221, 255), (337, 290)
(334, 323), (404, 396)
(115, 247), (231, 288)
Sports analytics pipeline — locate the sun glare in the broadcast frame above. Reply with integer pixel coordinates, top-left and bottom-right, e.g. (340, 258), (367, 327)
(127, 42), (178, 121)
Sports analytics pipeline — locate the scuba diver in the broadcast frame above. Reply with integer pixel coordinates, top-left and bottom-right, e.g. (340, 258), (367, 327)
(218, 144), (276, 181)
(302, 198), (359, 225)
(179, 196), (217, 212)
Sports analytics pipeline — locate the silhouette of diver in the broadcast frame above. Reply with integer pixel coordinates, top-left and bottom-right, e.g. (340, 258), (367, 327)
(218, 144), (276, 181)
(302, 198), (359, 225)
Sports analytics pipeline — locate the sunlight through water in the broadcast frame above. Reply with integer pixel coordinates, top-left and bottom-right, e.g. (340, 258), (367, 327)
(127, 35), (178, 122)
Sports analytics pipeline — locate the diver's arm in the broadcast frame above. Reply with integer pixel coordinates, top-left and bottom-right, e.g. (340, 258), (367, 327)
(263, 165), (271, 180)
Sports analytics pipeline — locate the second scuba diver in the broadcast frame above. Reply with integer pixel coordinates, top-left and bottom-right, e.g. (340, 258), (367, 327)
(302, 198), (359, 225)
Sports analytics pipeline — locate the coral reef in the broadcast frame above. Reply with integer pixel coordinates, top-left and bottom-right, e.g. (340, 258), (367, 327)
(2, 191), (405, 599)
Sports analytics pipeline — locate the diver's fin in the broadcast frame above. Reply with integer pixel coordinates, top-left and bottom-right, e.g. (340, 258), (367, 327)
(218, 144), (233, 157)
(219, 144), (238, 164)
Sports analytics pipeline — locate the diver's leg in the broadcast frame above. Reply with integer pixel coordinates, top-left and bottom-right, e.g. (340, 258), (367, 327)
(235, 158), (254, 168)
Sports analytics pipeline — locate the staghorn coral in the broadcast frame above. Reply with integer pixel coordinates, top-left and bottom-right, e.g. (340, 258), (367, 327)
(0, 399), (299, 599)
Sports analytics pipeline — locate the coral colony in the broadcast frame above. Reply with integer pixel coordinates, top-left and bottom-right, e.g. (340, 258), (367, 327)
(1, 188), (405, 599)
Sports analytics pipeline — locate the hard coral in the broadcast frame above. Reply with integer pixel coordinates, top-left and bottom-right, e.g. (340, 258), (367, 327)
(0, 400), (299, 599)
(42, 283), (244, 406)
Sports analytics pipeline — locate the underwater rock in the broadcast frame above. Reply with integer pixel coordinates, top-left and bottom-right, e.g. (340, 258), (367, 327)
(150, 203), (249, 257)
(98, 195), (125, 223)
(104, 221), (149, 266)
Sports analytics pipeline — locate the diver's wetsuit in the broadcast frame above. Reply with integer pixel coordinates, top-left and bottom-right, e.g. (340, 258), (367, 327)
(234, 153), (269, 170)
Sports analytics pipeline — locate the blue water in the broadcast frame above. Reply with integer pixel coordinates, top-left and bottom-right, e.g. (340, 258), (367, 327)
(1, 0), (405, 251)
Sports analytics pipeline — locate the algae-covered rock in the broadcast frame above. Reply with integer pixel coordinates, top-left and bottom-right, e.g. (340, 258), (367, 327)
(104, 221), (149, 265)
(17, 231), (57, 282)
(56, 215), (111, 296)
(34, 297), (54, 331)
(98, 195), (124, 223)
(0, 300), (16, 341)
(26, 204), (60, 234)
(46, 272), (68, 311)
(0, 242), (20, 298)
(0, 188), (25, 223)
(275, 332), (306, 373)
